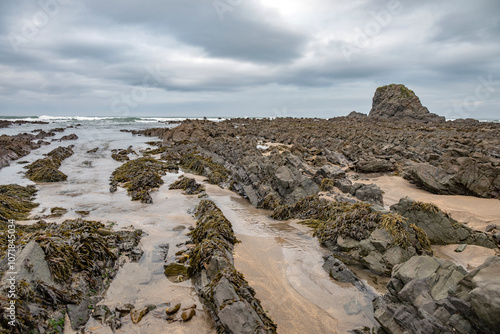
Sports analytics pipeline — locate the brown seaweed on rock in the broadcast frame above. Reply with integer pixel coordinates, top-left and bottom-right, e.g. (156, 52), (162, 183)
(0, 184), (38, 222)
(187, 200), (277, 333)
(24, 146), (74, 182)
(0, 219), (143, 333)
(169, 175), (205, 195)
(109, 157), (175, 203)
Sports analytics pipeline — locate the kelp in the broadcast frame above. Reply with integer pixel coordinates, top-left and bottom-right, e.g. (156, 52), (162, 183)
(271, 195), (350, 221)
(320, 178), (336, 191)
(25, 146), (74, 182)
(0, 184), (38, 221)
(111, 146), (136, 162)
(110, 157), (173, 203)
(180, 154), (230, 185)
(169, 176), (205, 195)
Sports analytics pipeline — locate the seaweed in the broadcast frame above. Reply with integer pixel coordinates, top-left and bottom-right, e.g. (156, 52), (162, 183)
(320, 178), (335, 191)
(169, 176), (205, 195)
(379, 213), (411, 249)
(110, 157), (172, 203)
(111, 146), (136, 162)
(25, 146), (74, 182)
(0, 184), (38, 221)
(409, 201), (440, 214)
(180, 154), (230, 185)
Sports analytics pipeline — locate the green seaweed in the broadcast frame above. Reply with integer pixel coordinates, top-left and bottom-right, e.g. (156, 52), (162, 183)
(180, 154), (229, 185)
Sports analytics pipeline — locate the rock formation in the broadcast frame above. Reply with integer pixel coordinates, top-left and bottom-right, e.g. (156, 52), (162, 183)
(368, 84), (445, 122)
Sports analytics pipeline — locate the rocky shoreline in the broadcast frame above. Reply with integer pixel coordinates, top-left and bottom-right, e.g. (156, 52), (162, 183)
(0, 85), (499, 333)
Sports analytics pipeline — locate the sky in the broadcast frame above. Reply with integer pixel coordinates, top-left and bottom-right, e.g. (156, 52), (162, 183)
(0, 0), (499, 119)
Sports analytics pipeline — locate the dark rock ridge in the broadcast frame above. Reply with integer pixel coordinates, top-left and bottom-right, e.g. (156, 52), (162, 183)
(187, 200), (277, 333)
(391, 197), (497, 248)
(0, 133), (52, 169)
(374, 255), (500, 334)
(137, 116), (499, 199)
(369, 84), (445, 122)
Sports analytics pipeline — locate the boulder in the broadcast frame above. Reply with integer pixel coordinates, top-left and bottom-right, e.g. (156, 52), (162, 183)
(350, 183), (384, 206)
(356, 158), (395, 173)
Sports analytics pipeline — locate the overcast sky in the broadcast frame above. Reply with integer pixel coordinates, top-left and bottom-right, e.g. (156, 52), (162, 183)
(0, 0), (499, 119)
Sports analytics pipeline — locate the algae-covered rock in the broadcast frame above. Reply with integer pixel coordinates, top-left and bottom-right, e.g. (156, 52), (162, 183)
(169, 175), (205, 195)
(392, 197), (497, 248)
(110, 157), (172, 203)
(25, 146), (74, 182)
(0, 184), (38, 222)
(188, 200), (277, 334)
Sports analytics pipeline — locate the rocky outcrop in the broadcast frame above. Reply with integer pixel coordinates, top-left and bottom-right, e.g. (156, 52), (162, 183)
(0, 219), (143, 333)
(404, 160), (500, 199)
(373, 255), (500, 334)
(391, 197), (497, 248)
(187, 200), (277, 333)
(272, 197), (432, 275)
(368, 84), (445, 122)
(0, 133), (51, 169)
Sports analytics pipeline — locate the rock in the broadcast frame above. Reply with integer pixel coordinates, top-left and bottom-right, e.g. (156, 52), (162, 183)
(130, 307), (149, 325)
(356, 158), (394, 173)
(1, 240), (58, 287)
(166, 303), (181, 315)
(213, 277), (240, 310)
(314, 165), (345, 183)
(454, 256), (500, 330)
(116, 303), (135, 317)
(485, 224), (496, 233)
(455, 244), (467, 252)
(368, 84), (445, 122)
(350, 183), (384, 206)
(335, 178), (352, 193)
(322, 255), (361, 285)
(217, 300), (267, 334)
(66, 278), (90, 330)
(346, 111), (367, 119)
(372, 255), (498, 334)
(391, 197), (497, 248)
(343, 299), (363, 315)
(181, 309), (196, 322)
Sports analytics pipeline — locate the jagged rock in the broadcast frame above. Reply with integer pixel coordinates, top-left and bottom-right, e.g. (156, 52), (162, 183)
(374, 256), (499, 334)
(368, 84), (445, 122)
(350, 183), (384, 206)
(335, 178), (353, 193)
(314, 165), (345, 183)
(356, 158), (395, 173)
(454, 256), (500, 330)
(322, 255), (363, 287)
(346, 111), (367, 119)
(391, 197), (497, 248)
